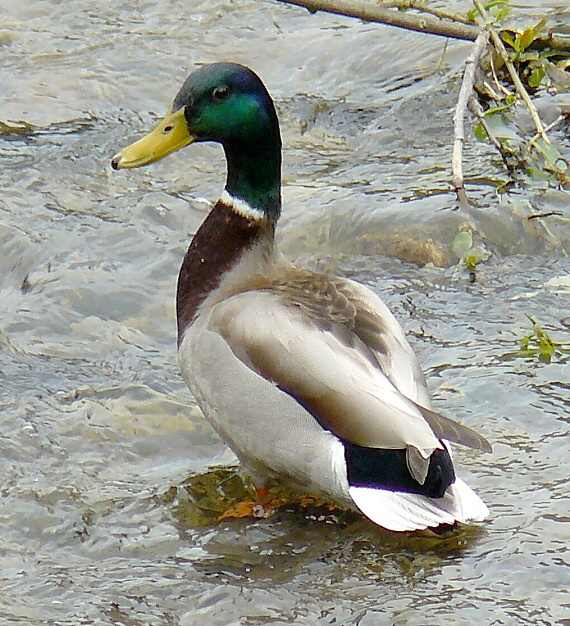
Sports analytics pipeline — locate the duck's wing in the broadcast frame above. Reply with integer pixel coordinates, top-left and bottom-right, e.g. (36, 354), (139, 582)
(327, 276), (492, 453)
(208, 273), (490, 484)
(325, 275), (431, 408)
(416, 404), (492, 453)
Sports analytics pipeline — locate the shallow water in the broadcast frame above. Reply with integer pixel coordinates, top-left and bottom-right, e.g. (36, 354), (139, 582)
(1, 1), (569, 624)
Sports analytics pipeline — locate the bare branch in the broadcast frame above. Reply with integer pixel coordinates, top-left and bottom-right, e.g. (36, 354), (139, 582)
(277, 0), (570, 51)
(277, 0), (481, 41)
(452, 32), (490, 211)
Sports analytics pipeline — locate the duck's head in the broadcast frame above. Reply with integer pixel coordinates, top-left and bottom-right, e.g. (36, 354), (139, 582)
(112, 62), (282, 219)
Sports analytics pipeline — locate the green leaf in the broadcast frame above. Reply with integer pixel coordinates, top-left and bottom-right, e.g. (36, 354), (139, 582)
(474, 121), (489, 142)
(452, 230), (473, 258)
(533, 138), (568, 173)
(528, 66), (546, 88)
(467, 0), (511, 24)
(465, 254), (479, 272)
(484, 105), (509, 116)
(520, 315), (561, 363)
(483, 112), (519, 141)
(519, 335), (531, 351)
(501, 31), (517, 51)
(519, 18), (547, 53)
(538, 336), (555, 363)
(517, 51), (541, 62)
(525, 167), (554, 182)
(466, 7), (478, 22)
(488, 0), (511, 22)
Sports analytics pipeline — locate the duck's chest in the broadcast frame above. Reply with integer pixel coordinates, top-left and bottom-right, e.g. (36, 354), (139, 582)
(176, 202), (273, 344)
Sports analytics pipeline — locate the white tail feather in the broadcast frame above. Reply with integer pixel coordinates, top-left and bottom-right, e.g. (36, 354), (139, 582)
(349, 477), (489, 532)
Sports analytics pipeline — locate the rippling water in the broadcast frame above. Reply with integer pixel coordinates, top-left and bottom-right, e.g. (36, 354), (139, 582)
(1, 1), (569, 624)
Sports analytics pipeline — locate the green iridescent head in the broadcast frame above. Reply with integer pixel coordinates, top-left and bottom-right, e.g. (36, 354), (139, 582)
(112, 62), (282, 220)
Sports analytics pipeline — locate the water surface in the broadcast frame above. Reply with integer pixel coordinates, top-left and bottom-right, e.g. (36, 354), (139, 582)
(1, 1), (569, 624)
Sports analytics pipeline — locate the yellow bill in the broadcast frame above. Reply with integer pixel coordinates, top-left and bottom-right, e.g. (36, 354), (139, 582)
(111, 107), (193, 169)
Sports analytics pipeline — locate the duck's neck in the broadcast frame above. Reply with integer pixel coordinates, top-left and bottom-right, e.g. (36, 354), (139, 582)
(177, 123), (282, 342)
(176, 200), (273, 344)
(223, 130), (282, 222)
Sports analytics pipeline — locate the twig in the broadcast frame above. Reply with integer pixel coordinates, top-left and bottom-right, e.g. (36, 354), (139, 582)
(528, 115), (566, 150)
(472, 0), (550, 143)
(479, 79), (506, 101)
(452, 31), (490, 211)
(435, 39), (449, 73)
(489, 55), (513, 98)
(527, 211), (563, 220)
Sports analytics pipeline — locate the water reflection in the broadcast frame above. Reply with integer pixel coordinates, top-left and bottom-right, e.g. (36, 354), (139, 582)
(162, 468), (487, 605)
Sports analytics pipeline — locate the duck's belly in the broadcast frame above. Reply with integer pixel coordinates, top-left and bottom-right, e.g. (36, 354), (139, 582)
(178, 319), (351, 506)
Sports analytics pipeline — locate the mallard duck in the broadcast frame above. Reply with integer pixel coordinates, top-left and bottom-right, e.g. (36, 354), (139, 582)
(111, 62), (491, 532)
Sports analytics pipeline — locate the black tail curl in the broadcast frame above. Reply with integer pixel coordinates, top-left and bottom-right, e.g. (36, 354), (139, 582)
(344, 441), (456, 499)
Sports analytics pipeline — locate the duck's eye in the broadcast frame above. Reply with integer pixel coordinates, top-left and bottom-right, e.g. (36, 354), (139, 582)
(212, 84), (231, 102)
